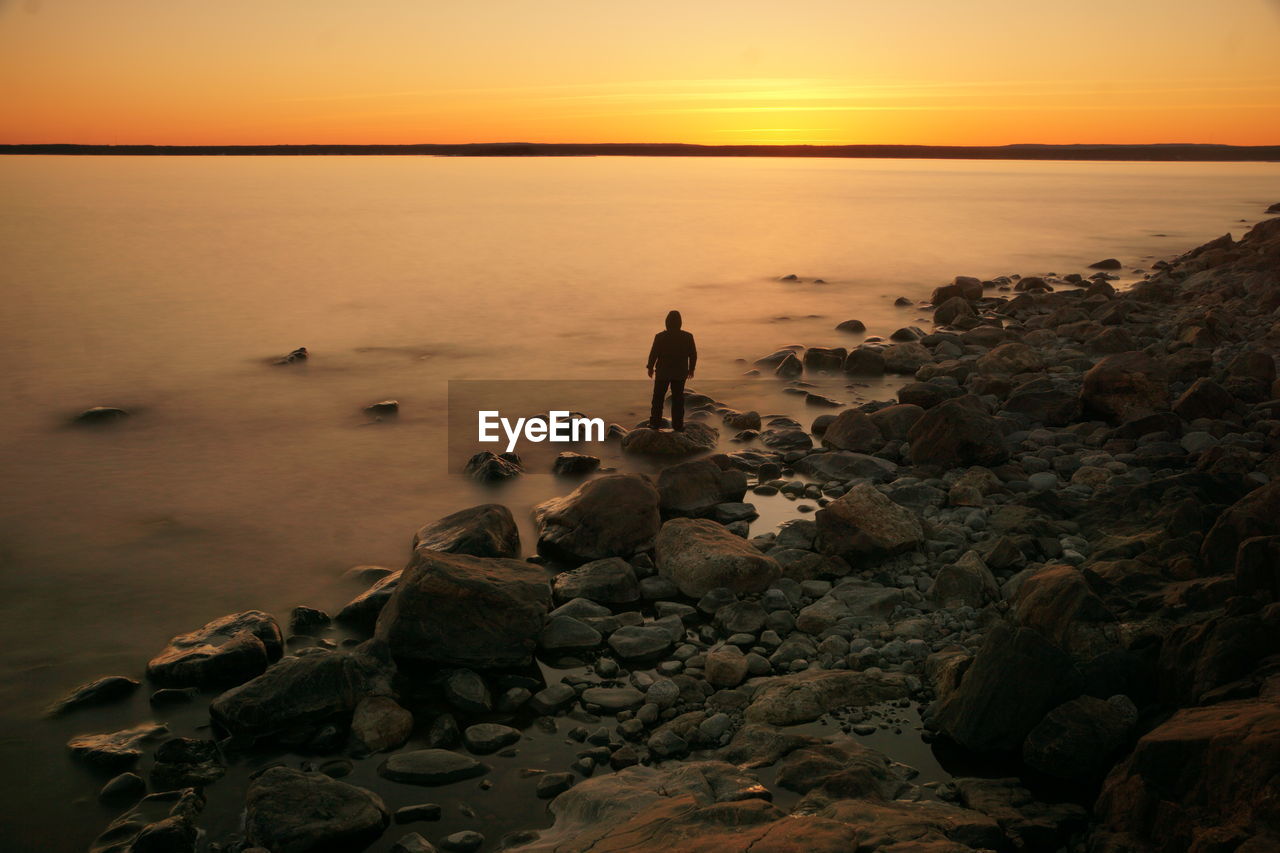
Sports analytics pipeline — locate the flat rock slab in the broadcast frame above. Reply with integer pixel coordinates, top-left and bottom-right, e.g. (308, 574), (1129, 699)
(581, 687), (645, 713)
(462, 723), (521, 754)
(380, 749), (490, 786)
(621, 423), (718, 456)
(46, 675), (140, 717)
(67, 722), (168, 769)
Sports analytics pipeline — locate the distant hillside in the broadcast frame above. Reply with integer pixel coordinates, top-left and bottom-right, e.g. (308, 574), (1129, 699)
(2, 142), (1278, 161)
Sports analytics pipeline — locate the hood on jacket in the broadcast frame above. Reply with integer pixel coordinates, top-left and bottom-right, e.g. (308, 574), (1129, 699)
(665, 310), (682, 331)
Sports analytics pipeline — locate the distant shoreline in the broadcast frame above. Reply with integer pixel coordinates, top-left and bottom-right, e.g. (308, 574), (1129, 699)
(2, 142), (1279, 161)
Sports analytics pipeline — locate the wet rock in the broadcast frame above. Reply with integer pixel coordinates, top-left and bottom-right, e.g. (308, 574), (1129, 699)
(68, 723), (168, 769)
(336, 571), (403, 632)
(815, 483), (924, 559)
(1089, 258), (1122, 270)
(464, 450), (523, 482)
(774, 352), (804, 378)
(1004, 377), (1079, 427)
(883, 342), (932, 374)
(463, 723), (521, 754)
(46, 675), (140, 717)
(390, 833), (439, 853)
(146, 610), (283, 688)
(1022, 694), (1136, 782)
(443, 669), (491, 713)
(99, 771), (146, 805)
(656, 518), (781, 597)
(976, 342), (1044, 376)
(351, 696), (414, 754)
(440, 831), (484, 852)
(73, 406), (130, 425)
(704, 646), (750, 688)
(533, 474), (661, 565)
(868, 403), (924, 441)
(289, 606), (331, 633)
(245, 766), (389, 852)
(150, 737), (225, 790)
(210, 648), (390, 738)
(819, 410), (881, 453)
(529, 683), (578, 715)
(656, 458), (749, 520)
(608, 625), (675, 661)
(907, 397), (1009, 468)
(934, 295), (976, 326)
(843, 346), (885, 376)
(552, 557), (639, 604)
(413, 503), (521, 559)
(552, 451), (601, 477)
(581, 686), (645, 713)
(274, 346), (308, 364)
(745, 670), (909, 725)
(1080, 351), (1170, 423)
(89, 788), (203, 853)
(379, 749), (489, 786)
(539, 615), (603, 652)
(375, 550), (551, 668)
(723, 409), (762, 430)
(835, 319), (866, 333)
(364, 399), (400, 418)
(621, 423), (718, 455)
(932, 276), (984, 303)
(794, 450), (896, 482)
(929, 551), (999, 608)
(537, 772), (575, 799)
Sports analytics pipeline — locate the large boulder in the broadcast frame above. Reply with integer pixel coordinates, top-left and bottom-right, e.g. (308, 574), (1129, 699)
(656, 459), (747, 518)
(1092, 698), (1280, 853)
(1013, 565), (1117, 662)
(815, 483), (924, 560)
(744, 669), (909, 725)
(1022, 695), (1137, 782)
(412, 504), (520, 558)
(147, 611), (283, 688)
(655, 518), (780, 597)
(534, 474), (661, 565)
(1200, 480), (1280, 575)
(934, 295), (976, 326)
(1080, 351), (1170, 423)
(621, 423), (718, 456)
(867, 403), (925, 441)
(907, 397), (1008, 468)
(210, 648), (391, 738)
(931, 623), (1076, 753)
(374, 550), (551, 668)
(245, 766), (389, 853)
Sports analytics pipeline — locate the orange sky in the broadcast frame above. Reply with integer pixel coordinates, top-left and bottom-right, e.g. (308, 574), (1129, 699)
(2, 0), (1278, 146)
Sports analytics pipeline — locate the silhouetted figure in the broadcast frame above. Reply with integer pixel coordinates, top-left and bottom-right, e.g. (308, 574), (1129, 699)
(647, 310), (698, 431)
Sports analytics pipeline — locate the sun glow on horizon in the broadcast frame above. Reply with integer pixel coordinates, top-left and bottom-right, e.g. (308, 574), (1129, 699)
(1, 0), (1278, 146)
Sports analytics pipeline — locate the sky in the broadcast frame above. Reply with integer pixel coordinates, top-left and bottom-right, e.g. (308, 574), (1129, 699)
(1, 0), (1278, 146)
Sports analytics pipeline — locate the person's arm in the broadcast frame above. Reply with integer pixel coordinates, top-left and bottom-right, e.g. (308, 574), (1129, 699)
(687, 334), (697, 378)
(647, 334), (659, 377)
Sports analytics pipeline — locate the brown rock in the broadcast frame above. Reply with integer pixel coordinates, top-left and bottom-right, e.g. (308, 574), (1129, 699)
(907, 397), (1009, 468)
(1080, 351), (1170, 423)
(815, 483), (924, 560)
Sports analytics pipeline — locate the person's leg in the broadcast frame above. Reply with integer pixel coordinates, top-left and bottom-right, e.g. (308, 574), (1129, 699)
(670, 378), (686, 430)
(649, 378), (668, 428)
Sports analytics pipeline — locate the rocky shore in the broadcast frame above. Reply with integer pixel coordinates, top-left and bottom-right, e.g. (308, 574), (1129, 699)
(54, 213), (1280, 853)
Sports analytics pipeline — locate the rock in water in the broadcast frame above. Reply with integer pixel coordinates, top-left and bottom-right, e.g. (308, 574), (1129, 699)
(46, 675), (140, 716)
(464, 451), (523, 482)
(821, 410), (883, 453)
(68, 723), (168, 769)
(657, 458), (747, 518)
(906, 397), (1009, 468)
(815, 483), (924, 559)
(412, 503), (521, 558)
(336, 571), (403, 632)
(621, 422), (718, 456)
(1088, 258), (1122, 270)
(73, 406), (129, 425)
(379, 749), (489, 785)
(655, 518), (780, 597)
(1079, 351), (1170, 423)
(146, 610), (283, 688)
(533, 474), (660, 565)
(210, 647), (391, 738)
(89, 788), (204, 853)
(351, 696), (415, 754)
(374, 550), (550, 668)
(245, 766), (389, 852)
(364, 399), (400, 418)
(274, 346), (308, 365)
(552, 451), (601, 476)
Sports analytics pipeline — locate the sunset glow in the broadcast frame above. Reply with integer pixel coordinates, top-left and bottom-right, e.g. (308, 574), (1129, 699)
(2, 0), (1278, 146)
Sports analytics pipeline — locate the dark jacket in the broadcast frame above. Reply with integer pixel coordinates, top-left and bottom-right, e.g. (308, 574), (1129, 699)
(647, 311), (697, 381)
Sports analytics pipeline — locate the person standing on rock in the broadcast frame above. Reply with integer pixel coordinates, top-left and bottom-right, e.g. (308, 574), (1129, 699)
(646, 310), (698, 431)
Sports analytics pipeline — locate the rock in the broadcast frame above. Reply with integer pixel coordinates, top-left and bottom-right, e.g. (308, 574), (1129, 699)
(843, 346), (885, 375)
(932, 276), (984, 303)
(868, 403), (924, 440)
(723, 410), (762, 430)
(1022, 695), (1136, 782)
(1093, 698), (1280, 853)
(932, 623), (1075, 753)
(364, 399), (399, 417)
(907, 397), (1009, 468)
(210, 648), (390, 738)
(759, 427), (812, 451)
(462, 723), (521, 754)
(883, 342), (932, 374)
(73, 406), (129, 425)
(803, 347), (848, 373)
(46, 675), (140, 716)
(89, 788), (204, 853)
(147, 610), (283, 688)
(443, 669), (492, 713)
(537, 772), (575, 799)
(529, 683), (578, 715)
(1004, 377), (1079, 427)
(820, 410), (882, 453)
(289, 606), (330, 633)
(375, 550), (551, 668)
(464, 450), (523, 481)
(379, 749), (489, 786)
(533, 474), (661, 565)
(793, 450), (896, 482)
(552, 451), (601, 476)
(655, 518), (781, 597)
(274, 346), (308, 364)
(68, 723), (167, 769)
(99, 771), (146, 805)
(835, 319), (866, 333)
(930, 551), (999, 608)
(413, 504), (521, 558)
(621, 423), (718, 456)
(774, 352), (804, 378)
(539, 615), (603, 652)
(815, 483), (924, 560)
(440, 831), (484, 852)
(975, 342), (1044, 375)
(552, 557), (639, 604)
(1201, 480), (1280, 575)
(934, 295), (976, 326)
(351, 696), (414, 753)
(581, 686), (646, 712)
(704, 646), (750, 688)
(745, 670), (909, 725)
(656, 458), (748, 518)
(336, 571), (403, 632)
(897, 380), (964, 409)
(607, 626), (675, 660)
(1080, 351), (1170, 423)
(245, 766), (389, 852)
(1089, 258), (1122, 270)
(150, 737), (225, 790)
(391, 833), (439, 853)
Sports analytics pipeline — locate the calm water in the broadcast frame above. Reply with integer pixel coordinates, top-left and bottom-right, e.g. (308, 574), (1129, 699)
(0, 155), (1275, 850)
